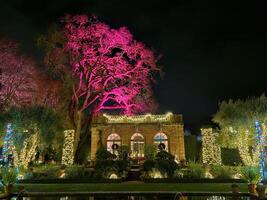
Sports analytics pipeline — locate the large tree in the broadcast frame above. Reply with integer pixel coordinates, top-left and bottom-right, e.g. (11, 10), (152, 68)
(0, 38), (60, 110)
(39, 15), (161, 162)
(0, 37), (62, 166)
(213, 95), (267, 165)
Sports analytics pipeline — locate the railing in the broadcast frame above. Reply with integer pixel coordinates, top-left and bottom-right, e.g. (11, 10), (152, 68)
(0, 191), (251, 199)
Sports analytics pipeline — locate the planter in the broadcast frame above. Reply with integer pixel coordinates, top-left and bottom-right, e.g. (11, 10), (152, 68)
(4, 184), (13, 195)
(248, 183), (257, 194)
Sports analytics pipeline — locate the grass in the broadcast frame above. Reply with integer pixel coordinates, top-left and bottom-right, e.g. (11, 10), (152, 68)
(8, 183), (249, 193)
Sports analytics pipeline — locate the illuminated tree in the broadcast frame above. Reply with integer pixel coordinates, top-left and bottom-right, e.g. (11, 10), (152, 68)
(213, 95), (267, 166)
(0, 38), (38, 110)
(0, 38), (60, 111)
(39, 15), (161, 162)
(0, 38), (62, 166)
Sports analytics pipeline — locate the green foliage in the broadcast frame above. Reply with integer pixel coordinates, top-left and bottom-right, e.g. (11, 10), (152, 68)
(118, 145), (130, 160)
(94, 147), (129, 178)
(25, 164), (61, 180)
(185, 135), (198, 161)
(0, 106), (64, 153)
(156, 150), (175, 161)
(221, 148), (242, 166)
(143, 150), (178, 178)
(210, 165), (235, 179)
(65, 165), (93, 179)
(0, 167), (18, 185)
(94, 160), (119, 178)
(241, 166), (261, 184)
(213, 95), (267, 148)
(185, 162), (206, 178)
(144, 145), (157, 160)
(143, 160), (156, 172)
(95, 147), (115, 160)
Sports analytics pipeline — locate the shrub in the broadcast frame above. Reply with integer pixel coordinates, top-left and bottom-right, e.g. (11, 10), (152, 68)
(25, 164), (60, 180)
(155, 151), (178, 177)
(95, 147), (115, 160)
(144, 145), (157, 160)
(143, 160), (156, 172)
(0, 167), (18, 185)
(156, 150), (175, 161)
(241, 166), (261, 184)
(210, 165), (235, 179)
(185, 162), (205, 178)
(94, 160), (119, 178)
(65, 165), (85, 179)
(155, 159), (178, 177)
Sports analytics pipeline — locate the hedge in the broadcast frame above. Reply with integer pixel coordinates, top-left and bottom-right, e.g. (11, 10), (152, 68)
(18, 178), (122, 184)
(143, 178), (246, 183)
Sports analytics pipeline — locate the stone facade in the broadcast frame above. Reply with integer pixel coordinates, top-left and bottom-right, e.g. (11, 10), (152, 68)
(90, 113), (185, 161)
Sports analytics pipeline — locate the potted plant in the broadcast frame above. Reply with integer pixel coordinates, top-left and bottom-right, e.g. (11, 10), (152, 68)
(0, 168), (18, 195)
(241, 166), (262, 193)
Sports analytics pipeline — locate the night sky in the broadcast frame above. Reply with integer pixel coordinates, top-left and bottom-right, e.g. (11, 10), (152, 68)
(0, 0), (266, 132)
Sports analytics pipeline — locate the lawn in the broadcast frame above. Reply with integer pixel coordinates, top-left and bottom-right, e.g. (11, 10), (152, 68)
(10, 183), (249, 193)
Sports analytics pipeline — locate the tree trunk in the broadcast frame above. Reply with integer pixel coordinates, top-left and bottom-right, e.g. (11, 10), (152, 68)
(73, 110), (82, 161)
(73, 111), (93, 164)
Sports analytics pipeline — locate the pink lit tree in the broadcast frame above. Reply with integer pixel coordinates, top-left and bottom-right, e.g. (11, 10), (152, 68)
(0, 38), (59, 110)
(40, 15), (161, 162)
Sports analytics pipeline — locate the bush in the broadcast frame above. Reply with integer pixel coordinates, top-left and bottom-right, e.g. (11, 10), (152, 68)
(144, 145), (157, 160)
(94, 160), (119, 178)
(156, 150), (175, 161)
(241, 166), (261, 184)
(142, 151), (178, 178)
(143, 160), (156, 172)
(25, 164), (60, 180)
(184, 162), (205, 178)
(95, 147), (115, 160)
(65, 165), (85, 179)
(0, 167), (18, 185)
(210, 165), (235, 179)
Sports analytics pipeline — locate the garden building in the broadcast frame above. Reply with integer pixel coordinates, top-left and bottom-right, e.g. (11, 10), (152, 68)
(90, 113), (185, 163)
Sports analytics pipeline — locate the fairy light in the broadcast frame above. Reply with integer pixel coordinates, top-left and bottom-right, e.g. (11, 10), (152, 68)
(61, 129), (75, 165)
(1, 123), (17, 166)
(201, 128), (222, 165)
(255, 121), (266, 180)
(103, 112), (174, 123)
(19, 133), (38, 167)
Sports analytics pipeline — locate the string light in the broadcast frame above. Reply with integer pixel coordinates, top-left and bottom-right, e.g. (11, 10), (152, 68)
(201, 128), (222, 165)
(103, 112), (174, 123)
(61, 129), (75, 165)
(19, 133), (38, 167)
(255, 121), (266, 180)
(1, 123), (17, 166)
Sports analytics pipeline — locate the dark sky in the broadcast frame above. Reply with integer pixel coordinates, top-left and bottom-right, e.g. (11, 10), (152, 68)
(0, 0), (266, 131)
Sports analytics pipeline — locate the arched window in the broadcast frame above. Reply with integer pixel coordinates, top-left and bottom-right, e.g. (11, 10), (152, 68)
(154, 133), (168, 151)
(130, 133), (145, 158)
(107, 133), (121, 155)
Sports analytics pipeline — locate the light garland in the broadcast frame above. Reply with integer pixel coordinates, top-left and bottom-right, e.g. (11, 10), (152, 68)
(103, 112), (174, 123)
(1, 123), (18, 166)
(201, 128), (222, 165)
(255, 121), (266, 179)
(61, 129), (75, 165)
(19, 133), (38, 167)
(236, 129), (258, 166)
